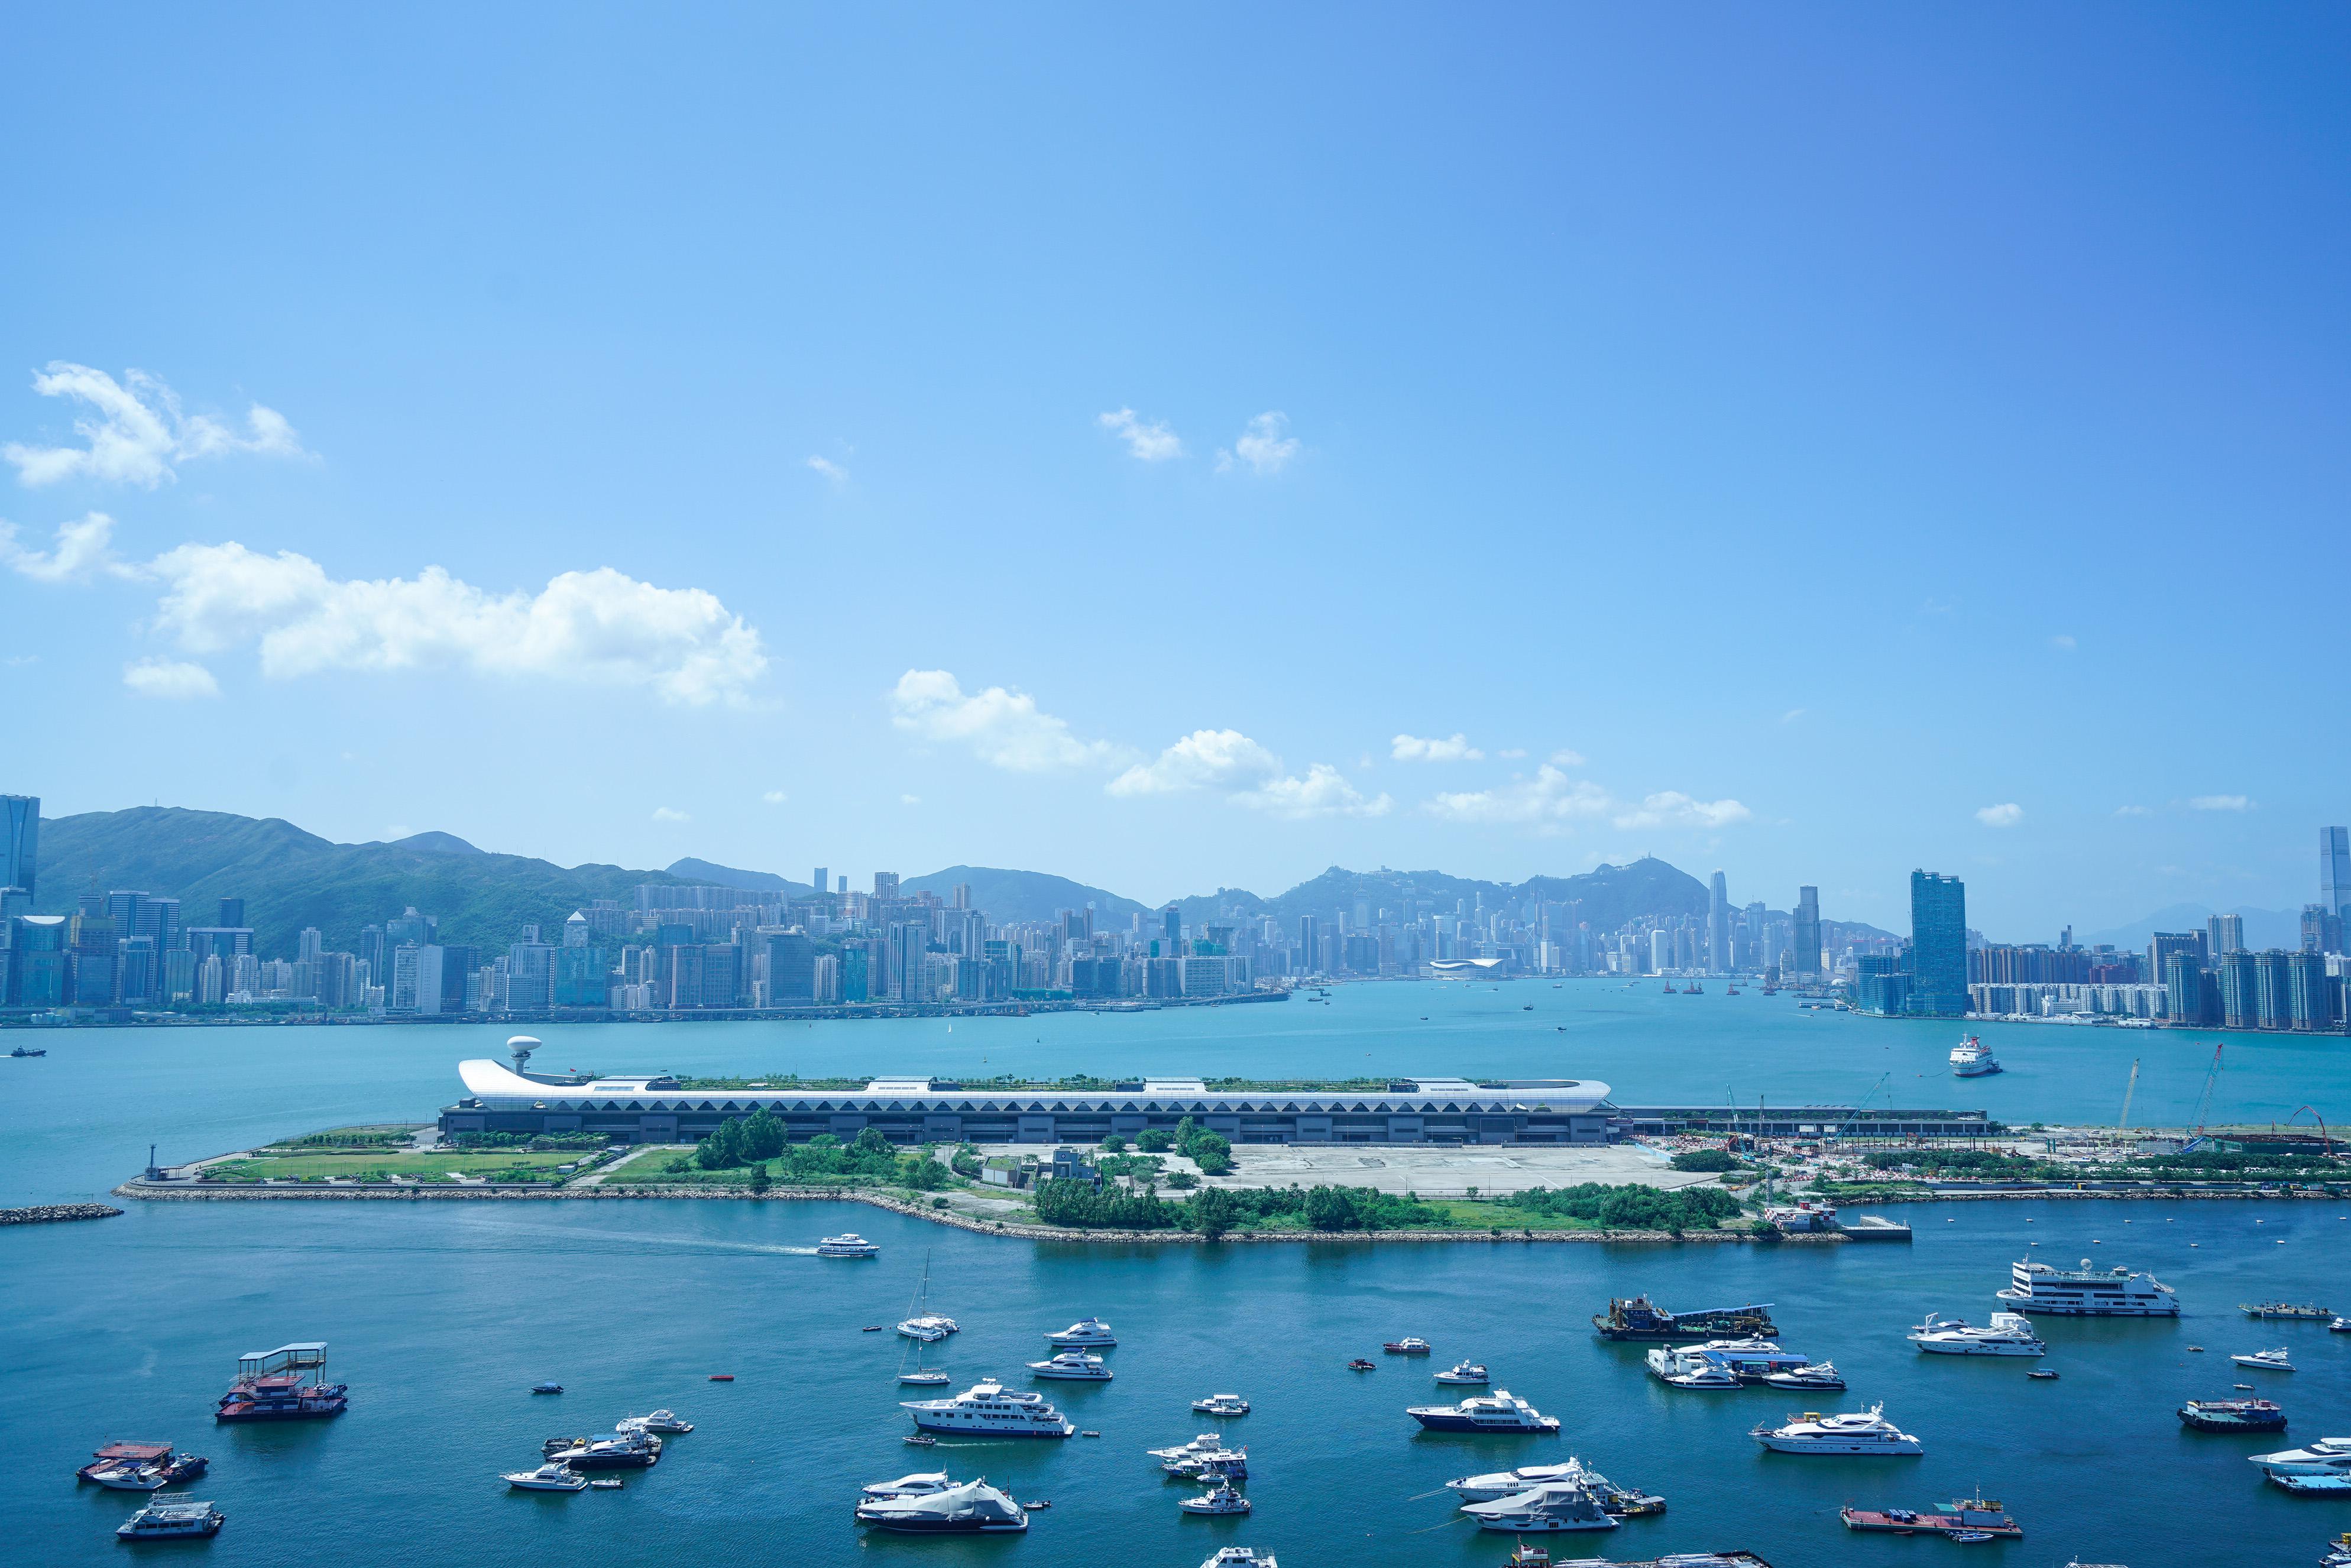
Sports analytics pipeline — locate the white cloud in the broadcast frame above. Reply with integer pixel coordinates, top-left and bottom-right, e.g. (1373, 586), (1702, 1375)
(1425, 765), (1612, 827)
(1612, 791), (1752, 831)
(1096, 407), (1184, 462)
(121, 657), (218, 699)
(1548, 747), (1586, 767)
(2051, 634), (2077, 650)
(805, 455), (847, 487)
(5, 362), (308, 487)
(1216, 411), (1298, 475)
(652, 806), (691, 822)
(1234, 763), (1391, 819)
(140, 544), (766, 705)
(890, 669), (1129, 771)
(762, 789), (788, 805)
(1781, 708), (1807, 724)
(0, 511), (133, 581)
(1109, 728), (1283, 796)
(1976, 802), (2024, 828)
(2189, 794), (2251, 812)
(901, 793), (921, 806)
(1497, 747), (1527, 759)
(1391, 732), (1484, 763)
(2114, 804), (2151, 817)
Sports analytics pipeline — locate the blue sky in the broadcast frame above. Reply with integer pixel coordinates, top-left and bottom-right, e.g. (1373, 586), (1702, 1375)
(3, 5), (2347, 936)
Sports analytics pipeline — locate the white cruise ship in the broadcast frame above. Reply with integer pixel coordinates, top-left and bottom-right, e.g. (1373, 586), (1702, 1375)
(1950, 1035), (2002, 1077)
(1044, 1317), (1116, 1346)
(1027, 1350), (1112, 1381)
(901, 1379), (1074, 1439)
(1751, 1403), (1924, 1456)
(1910, 1311), (2046, 1356)
(1997, 1258), (2178, 1316)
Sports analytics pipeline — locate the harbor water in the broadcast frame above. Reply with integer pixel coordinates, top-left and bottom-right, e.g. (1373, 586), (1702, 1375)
(5, 981), (2347, 1566)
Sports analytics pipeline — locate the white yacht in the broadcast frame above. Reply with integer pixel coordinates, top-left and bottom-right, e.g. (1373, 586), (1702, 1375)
(1407, 1390), (1560, 1433)
(2234, 1347), (2295, 1372)
(1164, 1449), (1249, 1480)
(1148, 1433), (1229, 1462)
(1763, 1360), (1846, 1391)
(1645, 1347), (1740, 1388)
(1461, 1480), (1620, 1533)
(1950, 1035), (2003, 1077)
(1045, 1317), (1118, 1347)
(1647, 1339), (1814, 1386)
(1179, 1479), (1252, 1515)
(1910, 1311), (2047, 1356)
(854, 1477), (1029, 1533)
(1028, 1350), (1112, 1381)
(2249, 1437), (2351, 1487)
(88, 1463), (173, 1492)
(1191, 1393), (1251, 1415)
(901, 1379), (1075, 1439)
(504, 1462), (590, 1492)
(861, 1471), (954, 1501)
(1998, 1258), (2177, 1316)
(1434, 1360), (1491, 1385)
(1751, 1404), (1924, 1456)
(115, 1498), (226, 1540)
(1199, 1550), (1278, 1568)
(817, 1233), (880, 1258)
(1447, 1462), (1587, 1502)
(618, 1410), (694, 1434)
(899, 1313), (961, 1342)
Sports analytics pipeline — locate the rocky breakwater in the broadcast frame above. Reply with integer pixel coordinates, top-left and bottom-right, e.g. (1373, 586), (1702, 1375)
(1, 1203), (124, 1225)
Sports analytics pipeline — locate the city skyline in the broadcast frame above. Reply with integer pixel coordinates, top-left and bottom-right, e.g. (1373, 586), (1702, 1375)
(5, 9), (2350, 937)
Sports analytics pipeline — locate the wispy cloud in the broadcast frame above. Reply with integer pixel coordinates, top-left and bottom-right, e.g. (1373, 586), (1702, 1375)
(1549, 747), (1586, 767)
(1976, 802), (2023, 828)
(1216, 411), (1298, 475)
(1497, 747), (1527, 759)
(2050, 634), (2077, 650)
(5, 362), (308, 488)
(805, 455), (848, 488)
(900, 793), (921, 806)
(652, 806), (691, 822)
(1110, 728), (1386, 818)
(1424, 766), (1611, 828)
(762, 789), (788, 805)
(890, 669), (1131, 771)
(1096, 407), (1183, 462)
(2114, 804), (2151, 817)
(0, 511), (134, 581)
(1234, 763), (1391, 819)
(1612, 791), (1751, 831)
(1391, 732), (1483, 763)
(2189, 794), (2252, 811)
(1781, 708), (1807, 724)
(121, 657), (219, 699)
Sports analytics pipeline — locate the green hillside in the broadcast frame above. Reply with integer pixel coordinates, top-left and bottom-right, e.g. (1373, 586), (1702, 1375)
(902, 866), (1153, 926)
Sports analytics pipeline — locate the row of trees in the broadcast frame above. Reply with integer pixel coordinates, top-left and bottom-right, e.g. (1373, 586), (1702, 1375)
(1495, 1181), (1742, 1233)
(1031, 1178), (1445, 1236)
(685, 1115), (953, 1189)
(1115, 1116), (1233, 1174)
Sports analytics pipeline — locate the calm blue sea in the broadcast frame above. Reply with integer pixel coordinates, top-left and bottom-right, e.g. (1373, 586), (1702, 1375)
(5, 983), (2347, 1566)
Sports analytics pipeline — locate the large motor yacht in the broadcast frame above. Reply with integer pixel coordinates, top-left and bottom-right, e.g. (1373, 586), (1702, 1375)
(1910, 1311), (2047, 1356)
(1191, 1394), (1251, 1415)
(901, 1379), (1076, 1439)
(1447, 1463), (1588, 1502)
(115, 1498), (226, 1540)
(1164, 1449), (1249, 1480)
(618, 1410), (694, 1434)
(1460, 1480), (1620, 1534)
(1950, 1035), (2003, 1077)
(1407, 1389), (1560, 1433)
(1646, 1339), (1815, 1386)
(1148, 1433), (1229, 1462)
(1997, 1258), (2177, 1316)
(1045, 1317), (1117, 1346)
(861, 1471), (954, 1501)
(1179, 1479), (1252, 1515)
(854, 1477), (1030, 1532)
(544, 1429), (662, 1470)
(2249, 1438), (2351, 1494)
(1197, 1550), (1278, 1568)
(1434, 1360), (1491, 1385)
(504, 1462), (590, 1492)
(1751, 1404), (1924, 1456)
(1762, 1360), (1846, 1391)
(816, 1233), (880, 1258)
(1028, 1350), (1113, 1381)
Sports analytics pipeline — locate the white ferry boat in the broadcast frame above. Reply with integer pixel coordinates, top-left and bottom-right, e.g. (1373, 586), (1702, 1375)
(1028, 1350), (1112, 1381)
(1910, 1311), (2047, 1356)
(901, 1379), (1075, 1439)
(816, 1233), (880, 1258)
(115, 1498), (226, 1540)
(1751, 1403), (1924, 1456)
(853, 1477), (1029, 1532)
(1044, 1317), (1117, 1346)
(1460, 1480), (1620, 1534)
(1950, 1035), (2003, 1077)
(1407, 1389), (1560, 1433)
(1997, 1258), (2178, 1316)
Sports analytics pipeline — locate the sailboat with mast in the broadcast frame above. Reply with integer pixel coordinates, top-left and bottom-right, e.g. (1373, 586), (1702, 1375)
(898, 1252), (953, 1385)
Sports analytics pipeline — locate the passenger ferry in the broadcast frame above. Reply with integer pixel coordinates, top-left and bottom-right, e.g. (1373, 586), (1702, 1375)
(1997, 1258), (2178, 1316)
(115, 1498), (226, 1540)
(214, 1343), (349, 1422)
(1407, 1390), (1560, 1433)
(1751, 1404), (1924, 1456)
(817, 1233), (880, 1258)
(901, 1379), (1076, 1438)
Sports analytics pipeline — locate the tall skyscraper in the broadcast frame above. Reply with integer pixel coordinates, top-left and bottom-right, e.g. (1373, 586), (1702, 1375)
(2324, 828), (2351, 926)
(218, 897), (245, 928)
(1163, 905), (1182, 953)
(873, 872), (900, 899)
(1906, 870), (1968, 1018)
(1792, 887), (1822, 981)
(1, 794), (35, 898)
(1706, 871), (1730, 974)
(2207, 912), (2245, 956)
(811, 867), (828, 903)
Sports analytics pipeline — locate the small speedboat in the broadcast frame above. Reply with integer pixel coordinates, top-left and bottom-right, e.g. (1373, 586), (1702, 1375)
(530, 1382), (564, 1395)
(1180, 1479), (1252, 1515)
(1384, 1337), (1433, 1355)
(1946, 1530), (1995, 1544)
(87, 1464), (174, 1492)
(1193, 1393), (1251, 1415)
(902, 1434), (938, 1447)
(1763, 1360), (1846, 1391)
(505, 1463), (590, 1492)
(2234, 1348), (2295, 1372)
(1348, 1359), (1377, 1372)
(1435, 1360), (1491, 1385)
(2026, 1369), (2060, 1380)
(588, 1479), (624, 1489)
(708, 1373), (734, 1382)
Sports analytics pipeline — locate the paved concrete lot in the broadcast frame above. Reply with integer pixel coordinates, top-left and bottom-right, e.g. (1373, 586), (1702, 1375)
(1200, 1142), (1709, 1196)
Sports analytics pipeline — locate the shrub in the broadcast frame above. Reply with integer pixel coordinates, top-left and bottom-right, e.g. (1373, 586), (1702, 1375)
(1167, 1171), (1199, 1190)
(747, 1163), (770, 1193)
(1670, 1149), (1740, 1172)
(1100, 1134), (1129, 1154)
(1189, 1132), (1233, 1176)
(1135, 1129), (1174, 1153)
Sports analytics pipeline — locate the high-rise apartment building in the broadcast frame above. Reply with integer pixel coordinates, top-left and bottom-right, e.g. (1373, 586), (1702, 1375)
(1906, 871), (1968, 1018)
(1, 794), (35, 898)
(1792, 887), (1822, 982)
(873, 872), (900, 899)
(2149, 930), (2208, 992)
(2207, 912), (2244, 956)
(2301, 905), (2344, 955)
(1706, 871), (1730, 974)
(2324, 828), (2351, 927)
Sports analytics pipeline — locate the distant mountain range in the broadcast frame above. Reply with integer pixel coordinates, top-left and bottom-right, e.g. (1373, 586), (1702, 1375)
(28, 805), (1862, 958)
(2081, 903), (2302, 954)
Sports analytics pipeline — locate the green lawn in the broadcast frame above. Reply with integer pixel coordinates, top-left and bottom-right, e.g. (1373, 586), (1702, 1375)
(203, 1148), (581, 1182)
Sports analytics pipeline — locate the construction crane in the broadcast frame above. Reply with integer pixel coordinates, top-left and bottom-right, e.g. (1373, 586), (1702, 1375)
(2184, 1043), (2226, 1151)
(2117, 1058), (2140, 1131)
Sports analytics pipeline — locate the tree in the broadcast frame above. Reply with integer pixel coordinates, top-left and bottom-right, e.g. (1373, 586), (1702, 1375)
(741, 1108), (786, 1161)
(1135, 1128), (1173, 1153)
(851, 1126), (894, 1156)
(696, 1119), (747, 1169)
(1190, 1131), (1233, 1175)
(1167, 1170), (1199, 1190)
(1173, 1116), (1199, 1155)
(1100, 1133), (1128, 1154)
(1190, 1185), (1237, 1239)
(1304, 1184), (1359, 1231)
(747, 1162), (770, 1193)
(1670, 1148), (1738, 1172)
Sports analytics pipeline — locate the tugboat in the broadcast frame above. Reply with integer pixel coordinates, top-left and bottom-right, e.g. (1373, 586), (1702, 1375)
(2179, 1397), (2287, 1433)
(214, 1343), (348, 1422)
(9, 1045), (47, 1057)
(1591, 1295), (1777, 1342)
(115, 1497), (226, 1541)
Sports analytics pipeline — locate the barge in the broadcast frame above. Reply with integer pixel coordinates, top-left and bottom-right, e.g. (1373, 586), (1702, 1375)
(1841, 1494), (2022, 1539)
(1592, 1296), (1777, 1342)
